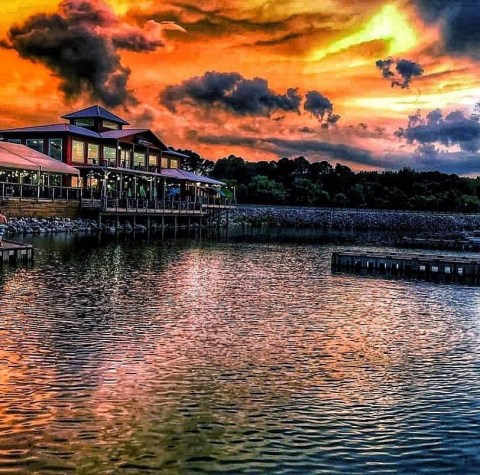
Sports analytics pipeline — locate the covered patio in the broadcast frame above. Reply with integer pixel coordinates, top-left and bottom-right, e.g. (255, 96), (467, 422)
(0, 142), (80, 200)
(77, 164), (234, 212)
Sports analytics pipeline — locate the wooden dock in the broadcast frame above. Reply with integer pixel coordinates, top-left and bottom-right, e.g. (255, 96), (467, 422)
(398, 236), (480, 251)
(0, 240), (34, 265)
(332, 250), (480, 284)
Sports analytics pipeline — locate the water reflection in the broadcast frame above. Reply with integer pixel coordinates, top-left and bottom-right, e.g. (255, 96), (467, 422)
(0, 231), (480, 473)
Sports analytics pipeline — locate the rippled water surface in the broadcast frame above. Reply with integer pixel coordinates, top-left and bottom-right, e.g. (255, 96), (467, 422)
(1, 230), (480, 474)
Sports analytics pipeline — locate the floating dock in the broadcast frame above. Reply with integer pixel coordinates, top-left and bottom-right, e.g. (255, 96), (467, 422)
(398, 236), (480, 251)
(331, 250), (480, 284)
(0, 240), (34, 265)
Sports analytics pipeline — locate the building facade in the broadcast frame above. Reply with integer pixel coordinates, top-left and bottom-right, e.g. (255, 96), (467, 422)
(0, 105), (184, 171)
(0, 105), (225, 204)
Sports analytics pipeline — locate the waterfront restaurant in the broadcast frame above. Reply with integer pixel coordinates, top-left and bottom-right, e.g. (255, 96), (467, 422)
(0, 105), (228, 210)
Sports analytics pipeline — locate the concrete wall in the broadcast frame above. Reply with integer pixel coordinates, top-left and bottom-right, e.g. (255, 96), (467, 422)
(0, 199), (81, 218)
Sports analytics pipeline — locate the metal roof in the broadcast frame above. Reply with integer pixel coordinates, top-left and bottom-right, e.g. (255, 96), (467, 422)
(61, 105), (130, 125)
(0, 142), (79, 175)
(0, 123), (100, 138)
(100, 129), (150, 139)
(163, 149), (189, 159)
(160, 168), (225, 185)
(76, 164), (225, 185)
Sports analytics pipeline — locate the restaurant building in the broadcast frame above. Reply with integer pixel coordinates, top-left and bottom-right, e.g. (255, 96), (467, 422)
(0, 105), (229, 217)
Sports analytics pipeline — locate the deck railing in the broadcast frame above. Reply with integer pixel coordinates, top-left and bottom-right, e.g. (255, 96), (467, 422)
(0, 182), (83, 201)
(80, 197), (235, 213)
(0, 181), (236, 212)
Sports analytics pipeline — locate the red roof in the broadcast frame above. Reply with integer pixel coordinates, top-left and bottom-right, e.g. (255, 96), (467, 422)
(0, 142), (79, 175)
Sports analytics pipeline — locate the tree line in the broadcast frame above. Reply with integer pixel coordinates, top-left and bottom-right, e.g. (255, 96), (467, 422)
(176, 149), (480, 212)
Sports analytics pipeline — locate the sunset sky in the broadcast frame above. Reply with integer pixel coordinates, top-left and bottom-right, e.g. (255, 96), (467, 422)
(1, 0), (480, 174)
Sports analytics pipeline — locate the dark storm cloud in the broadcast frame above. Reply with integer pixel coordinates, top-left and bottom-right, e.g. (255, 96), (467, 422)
(413, 0), (480, 57)
(199, 134), (381, 166)
(199, 133), (480, 174)
(397, 108), (480, 152)
(304, 91), (340, 128)
(1, 0), (169, 107)
(375, 58), (424, 88)
(426, 108), (443, 126)
(160, 71), (302, 116)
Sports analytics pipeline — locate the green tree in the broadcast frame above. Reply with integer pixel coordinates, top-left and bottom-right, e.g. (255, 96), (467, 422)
(290, 178), (331, 206)
(245, 176), (287, 204)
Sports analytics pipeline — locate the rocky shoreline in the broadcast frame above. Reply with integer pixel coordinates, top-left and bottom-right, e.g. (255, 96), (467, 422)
(231, 205), (480, 233)
(4, 217), (149, 235)
(4, 206), (480, 236)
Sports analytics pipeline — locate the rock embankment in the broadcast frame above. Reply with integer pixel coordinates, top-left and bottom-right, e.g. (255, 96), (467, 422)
(4, 217), (152, 235)
(231, 206), (480, 232)
(5, 207), (480, 235)
(6, 217), (98, 235)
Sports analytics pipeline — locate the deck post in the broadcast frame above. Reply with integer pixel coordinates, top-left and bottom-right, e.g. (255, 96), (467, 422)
(162, 178), (166, 210)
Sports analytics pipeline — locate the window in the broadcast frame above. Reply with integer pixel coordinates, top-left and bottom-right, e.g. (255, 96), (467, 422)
(26, 138), (44, 153)
(7, 138), (21, 144)
(103, 120), (119, 130)
(87, 143), (99, 165)
(75, 118), (94, 127)
(134, 152), (145, 168)
(161, 157), (169, 168)
(170, 159), (179, 169)
(103, 146), (117, 166)
(149, 154), (158, 167)
(50, 175), (61, 186)
(48, 138), (63, 161)
(72, 140), (85, 163)
(120, 149), (130, 168)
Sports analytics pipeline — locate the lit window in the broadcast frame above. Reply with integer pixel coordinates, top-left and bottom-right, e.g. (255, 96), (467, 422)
(103, 146), (116, 166)
(26, 138), (44, 153)
(170, 159), (179, 169)
(149, 154), (158, 166)
(134, 152), (145, 168)
(103, 120), (119, 130)
(87, 143), (99, 164)
(72, 140), (85, 163)
(48, 139), (63, 161)
(161, 157), (169, 168)
(75, 118), (94, 127)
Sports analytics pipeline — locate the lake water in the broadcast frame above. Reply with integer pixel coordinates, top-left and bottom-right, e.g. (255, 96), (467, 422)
(1, 229), (480, 474)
